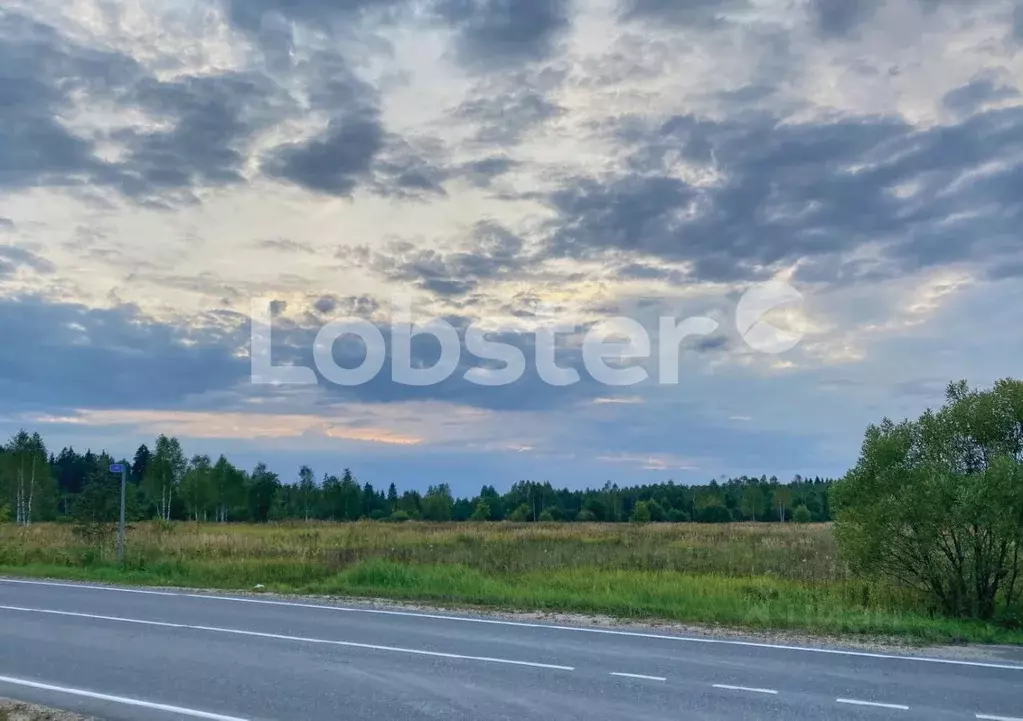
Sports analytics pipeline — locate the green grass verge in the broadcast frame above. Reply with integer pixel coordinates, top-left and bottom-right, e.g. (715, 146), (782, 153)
(3, 560), (1021, 646)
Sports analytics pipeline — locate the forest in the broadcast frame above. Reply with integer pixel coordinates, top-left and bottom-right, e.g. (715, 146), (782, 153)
(0, 430), (834, 526)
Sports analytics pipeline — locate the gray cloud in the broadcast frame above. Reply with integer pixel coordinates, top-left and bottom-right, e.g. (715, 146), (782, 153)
(541, 106), (1023, 283)
(458, 156), (520, 187)
(808, 0), (883, 37)
(0, 245), (56, 277)
(224, 0), (570, 72)
(0, 295), (249, 412)
(942, 78), (1020, 116)
(433, 0), (571, 70)
(112, 72), (286, 205)
(455, 71), (565, 146)
(256, 238), (317, 254)
(987, 259), (1023, 280)
(0, 11), (293, 205)
(371, 137), (450, 199)
(0, 218), (13, 231)
(311, 294), (380, 317)
(263, 113), (383, 196)
(361, 222), (528, 297)
(0, 12), (133, 192)
(620, 0), (750, 27)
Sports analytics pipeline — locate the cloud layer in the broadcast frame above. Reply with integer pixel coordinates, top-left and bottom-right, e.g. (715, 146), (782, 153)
(1, 0), (1021, 492)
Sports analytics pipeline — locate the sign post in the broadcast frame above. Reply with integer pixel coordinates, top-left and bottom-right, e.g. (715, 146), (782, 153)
(109, 463), (127, 563)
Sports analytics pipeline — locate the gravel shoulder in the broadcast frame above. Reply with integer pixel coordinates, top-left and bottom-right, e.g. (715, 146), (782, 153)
(0, 699), (95, 721)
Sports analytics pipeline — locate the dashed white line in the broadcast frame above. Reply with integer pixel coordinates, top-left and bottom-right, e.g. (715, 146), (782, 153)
(836, 698), (910, 710)
(976, 715), (1023, 721)
(0, 604), (575, 672)
(5, 578), (1023, 672)
(609, 672), (667, 682)
(712, 684), (779, 695)
(0, 674), (248, 721)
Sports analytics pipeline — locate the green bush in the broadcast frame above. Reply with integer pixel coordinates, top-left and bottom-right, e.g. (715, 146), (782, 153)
(832, 379), (1023, 620)
(630, 501), (651, 524)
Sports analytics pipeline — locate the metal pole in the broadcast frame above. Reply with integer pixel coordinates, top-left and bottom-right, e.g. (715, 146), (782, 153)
(118, 467), (126, 564)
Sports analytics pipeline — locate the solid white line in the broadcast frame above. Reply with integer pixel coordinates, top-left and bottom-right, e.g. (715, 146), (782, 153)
(713, 684), (778, 695)
(4, 577), (1023, 672)
(609, 672), (667, 682)
(0, 604), (574, 671)
(0, 674), (247, 721)
(0, 578), (177, 596)
(977, 715), (1023, 721)
(837, 698), (910, 710)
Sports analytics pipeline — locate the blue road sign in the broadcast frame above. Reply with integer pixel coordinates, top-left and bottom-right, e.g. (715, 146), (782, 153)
(109, 463), (126, 473)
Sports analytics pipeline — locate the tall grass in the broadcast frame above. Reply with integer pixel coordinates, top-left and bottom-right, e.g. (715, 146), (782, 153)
(1, 521), (1019, 645)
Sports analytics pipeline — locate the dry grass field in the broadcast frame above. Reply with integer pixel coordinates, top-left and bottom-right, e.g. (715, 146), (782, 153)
(1, 521), (1019, 644)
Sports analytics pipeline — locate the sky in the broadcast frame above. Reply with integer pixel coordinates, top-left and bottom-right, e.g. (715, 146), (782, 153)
(1, 0), (1021, 496)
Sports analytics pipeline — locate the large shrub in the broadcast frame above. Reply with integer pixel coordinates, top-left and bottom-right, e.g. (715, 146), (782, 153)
(832, 379), (1023, 620)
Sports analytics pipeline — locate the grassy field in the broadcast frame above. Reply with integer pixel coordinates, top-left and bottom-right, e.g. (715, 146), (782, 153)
(1, 521), (1020, 645)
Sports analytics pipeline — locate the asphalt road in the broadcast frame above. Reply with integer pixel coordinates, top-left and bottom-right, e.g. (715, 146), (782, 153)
(1, 578), (1021, 721)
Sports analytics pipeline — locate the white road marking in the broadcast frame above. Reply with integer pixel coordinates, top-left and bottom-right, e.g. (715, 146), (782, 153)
(0, 578), (177, 596)
(4, 577), (1023, 672)
(0, 674), (248, 721)
(609, 672), (667, 682)
(977, 715), (1023, 721)
(712, 684), (778, 695)
(0, 604), (574, 671)
(836, 698), (910, 710)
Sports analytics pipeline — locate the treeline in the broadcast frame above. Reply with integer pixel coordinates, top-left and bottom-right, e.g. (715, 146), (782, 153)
(0, 430), (834, 525)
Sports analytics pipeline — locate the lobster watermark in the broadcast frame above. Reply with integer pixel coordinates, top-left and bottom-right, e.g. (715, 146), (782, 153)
(251, 281), (805, 387)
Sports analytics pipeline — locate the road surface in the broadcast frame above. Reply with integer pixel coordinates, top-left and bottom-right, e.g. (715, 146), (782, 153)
(1, 577), (1021, 721)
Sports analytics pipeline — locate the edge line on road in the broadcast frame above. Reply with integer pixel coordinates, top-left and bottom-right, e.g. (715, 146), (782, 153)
(0, 604), (575, 672)
(976, 715), (1023, 721)
(5, 577), (1023, 672)
(0, 578), (177, 596)
(0, 674), (248, 721)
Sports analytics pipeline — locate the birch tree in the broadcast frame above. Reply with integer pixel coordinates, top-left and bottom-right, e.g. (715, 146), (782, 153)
(181, 454), (214, 521)
(143, 435), (185, 521)
(298, 465), (316, 521)
(3, 431), (50, 525)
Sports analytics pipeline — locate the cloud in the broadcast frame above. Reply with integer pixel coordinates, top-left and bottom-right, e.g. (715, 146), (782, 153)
(256, 238), (317, 254)
(0, 246), (56, 277)
(542, 106), (1023, 284)
(31, 408), (423, 445)
(3, 0), (1023, 489)
(352, 221), (529, 297)
(595, 451), (701, 471)
(808, 0), (883, 37)
(311, 295), (381, 317)
(110, 72), (286, 204)
(620, 0), (750, 28)
(455, 72), (565, 146)
(0, 11), (133, 192)
(458, 156), (520, 187)
(0, 10), (290, 205)
(0, 295), (249, 413)
(942, 78), (1020, 116)
(433, 0), (572, 70)
(224, 0), (570, 72)
(263, 113), (384, 197)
